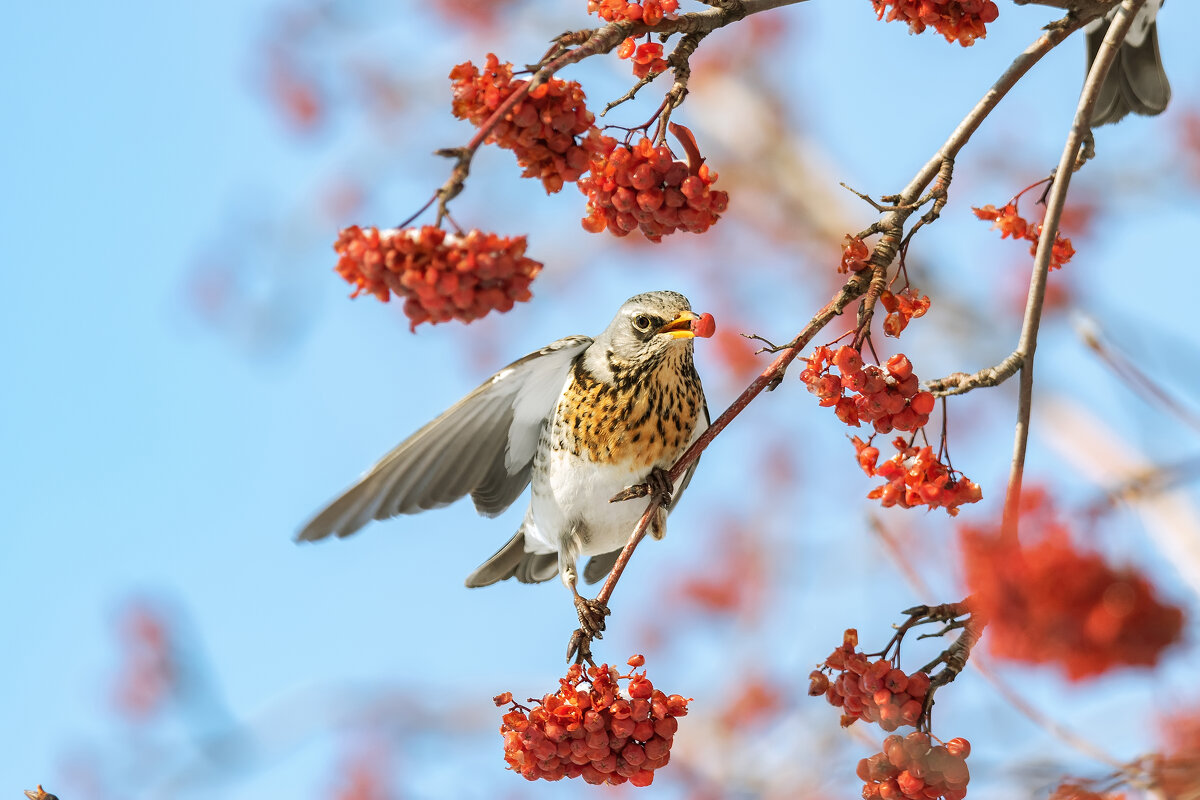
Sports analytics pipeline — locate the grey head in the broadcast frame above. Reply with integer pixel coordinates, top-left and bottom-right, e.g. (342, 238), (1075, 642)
(584, 291), (700, 375)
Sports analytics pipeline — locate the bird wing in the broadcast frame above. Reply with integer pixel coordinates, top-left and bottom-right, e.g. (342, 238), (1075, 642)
(297, 335), (592, 542)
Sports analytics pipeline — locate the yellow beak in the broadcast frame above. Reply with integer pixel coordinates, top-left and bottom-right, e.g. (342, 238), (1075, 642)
(657, 311), (700, 339)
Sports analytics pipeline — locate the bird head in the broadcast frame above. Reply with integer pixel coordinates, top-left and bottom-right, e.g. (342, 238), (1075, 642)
(592, 291), (713, 372)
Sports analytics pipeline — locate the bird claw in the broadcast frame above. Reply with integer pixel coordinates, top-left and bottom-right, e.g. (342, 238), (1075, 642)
(567, 628), (595, 665)
(567, 595), (611, 664)
(609, 467), (673, 508)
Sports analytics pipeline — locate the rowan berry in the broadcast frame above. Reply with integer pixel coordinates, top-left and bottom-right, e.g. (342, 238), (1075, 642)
(691, 312), (716, 338)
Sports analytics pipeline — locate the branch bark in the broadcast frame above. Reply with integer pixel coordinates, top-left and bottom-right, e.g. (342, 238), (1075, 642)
(1000, 0), (1146, 537)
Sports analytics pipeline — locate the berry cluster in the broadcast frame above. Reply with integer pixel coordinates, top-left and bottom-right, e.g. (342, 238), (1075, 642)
(579, 135), (729, 241)
(855, 435), (983, 516)
(802, 346), (936, 434)
(449, 54), (612, 194)
(974, 202), (1076, 271)
(496, 655), (690, 786)
(617, 38), (668, 78)
(960, 491), (1184, 680)
(859, 732), (972, 800)
(333, 225), (541, 330)
(588, 0), (678, 24)
(810, 629), (931, 732)
(872, 0), (999, 47)
(881, 287), (931, 338)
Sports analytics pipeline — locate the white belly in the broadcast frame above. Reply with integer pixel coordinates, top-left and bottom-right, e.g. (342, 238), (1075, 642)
(523, 452), (659, 556)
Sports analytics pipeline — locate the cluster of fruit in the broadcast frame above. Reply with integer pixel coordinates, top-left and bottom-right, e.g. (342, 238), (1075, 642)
(333, 225), (541, 329)
(497, 655), (689, 786)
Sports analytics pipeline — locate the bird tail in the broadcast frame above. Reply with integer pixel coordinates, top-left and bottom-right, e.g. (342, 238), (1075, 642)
(465, 531), (559, 587)
(1087, 18), (1171, 126)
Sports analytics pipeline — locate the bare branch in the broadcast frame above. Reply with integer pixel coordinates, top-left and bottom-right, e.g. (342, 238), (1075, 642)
(1000, 0), (1146, 536)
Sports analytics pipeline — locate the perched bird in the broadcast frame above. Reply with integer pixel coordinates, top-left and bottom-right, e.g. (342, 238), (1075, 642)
(298, 290), (712, 658)
(1085, 0), (1170, 126)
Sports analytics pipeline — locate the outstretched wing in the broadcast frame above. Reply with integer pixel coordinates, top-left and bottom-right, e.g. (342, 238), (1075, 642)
(297, 335), (592, 542)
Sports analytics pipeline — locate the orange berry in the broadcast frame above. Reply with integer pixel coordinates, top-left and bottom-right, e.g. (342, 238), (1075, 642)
(629, 769), (655, 787)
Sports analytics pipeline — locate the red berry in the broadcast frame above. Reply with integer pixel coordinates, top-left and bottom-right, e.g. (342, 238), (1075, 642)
(691, 312), (716, 338)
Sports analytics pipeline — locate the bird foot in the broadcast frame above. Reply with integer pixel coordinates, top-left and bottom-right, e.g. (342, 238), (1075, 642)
(567, 595), (611, 664)
(609, 466), (674, 508)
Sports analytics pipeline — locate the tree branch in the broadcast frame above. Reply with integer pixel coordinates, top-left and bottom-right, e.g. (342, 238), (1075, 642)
(1000, 0), (1145, 537)
(593, 9), (1091, 636)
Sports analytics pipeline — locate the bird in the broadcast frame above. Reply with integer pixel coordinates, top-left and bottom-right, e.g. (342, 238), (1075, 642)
(1085, 0), (1170, 126)
(297, 290), (712, 660)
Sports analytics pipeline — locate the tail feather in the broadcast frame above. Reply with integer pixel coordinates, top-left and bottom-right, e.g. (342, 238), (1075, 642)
(1087, 17), (1170, 126)
(465, 532), (559, 587)
(583, 550), (621, 584)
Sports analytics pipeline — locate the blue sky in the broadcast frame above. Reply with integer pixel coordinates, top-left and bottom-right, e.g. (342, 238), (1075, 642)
(5, 2), (1200, 798)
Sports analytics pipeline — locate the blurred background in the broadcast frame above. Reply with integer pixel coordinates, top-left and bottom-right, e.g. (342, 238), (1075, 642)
(5, 1), (1200, 798)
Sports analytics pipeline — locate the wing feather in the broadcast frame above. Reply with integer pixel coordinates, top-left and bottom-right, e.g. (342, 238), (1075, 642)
(297, 335), (592, 542)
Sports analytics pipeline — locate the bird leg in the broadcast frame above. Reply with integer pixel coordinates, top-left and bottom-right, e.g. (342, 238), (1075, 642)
(565, 576), (610, 665)
(609, 466), (674, 508)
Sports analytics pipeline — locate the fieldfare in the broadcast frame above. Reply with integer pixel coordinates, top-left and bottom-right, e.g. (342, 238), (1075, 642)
(298, 290), (711, 659)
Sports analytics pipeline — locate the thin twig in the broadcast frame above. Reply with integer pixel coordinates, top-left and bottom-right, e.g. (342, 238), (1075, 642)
(1000, 0), (1145, 538)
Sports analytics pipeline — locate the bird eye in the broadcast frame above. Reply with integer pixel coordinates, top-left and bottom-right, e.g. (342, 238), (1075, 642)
(632, 314), (652, 332)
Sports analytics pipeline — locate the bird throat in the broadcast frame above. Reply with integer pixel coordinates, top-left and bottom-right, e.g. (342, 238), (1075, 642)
(556, 346), (703, 468)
